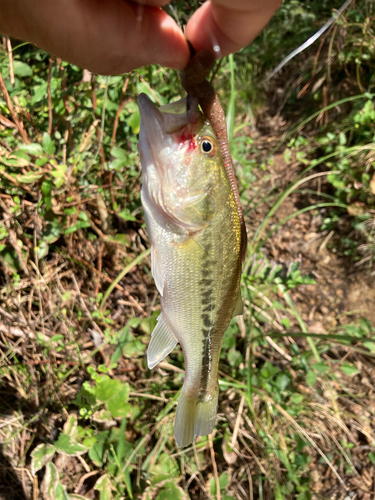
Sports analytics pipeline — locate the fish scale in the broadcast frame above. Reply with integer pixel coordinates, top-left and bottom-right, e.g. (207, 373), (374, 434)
(138, 93), (243, 447)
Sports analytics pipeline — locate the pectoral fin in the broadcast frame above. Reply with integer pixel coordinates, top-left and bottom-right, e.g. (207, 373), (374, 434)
(147, 313), (178, 369)
(151, 244), (164, 296)
(232, 290), (243, 317)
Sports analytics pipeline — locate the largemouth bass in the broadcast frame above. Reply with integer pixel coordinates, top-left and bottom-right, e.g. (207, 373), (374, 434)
(138, 93), (244, 448)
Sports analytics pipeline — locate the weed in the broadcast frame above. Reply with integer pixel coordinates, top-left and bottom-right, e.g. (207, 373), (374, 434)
(0, 2), (375, 499)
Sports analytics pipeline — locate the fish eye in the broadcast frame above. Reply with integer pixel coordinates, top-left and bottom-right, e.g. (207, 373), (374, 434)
(200, 136), (217, 158)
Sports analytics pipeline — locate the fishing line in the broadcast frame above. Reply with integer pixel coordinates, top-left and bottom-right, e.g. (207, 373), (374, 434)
(264, 0), (355, 82)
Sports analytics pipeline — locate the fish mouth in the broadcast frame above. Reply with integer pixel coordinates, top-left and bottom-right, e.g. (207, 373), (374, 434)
(138, 93), (200, 137)
(138, 93), (201, 177)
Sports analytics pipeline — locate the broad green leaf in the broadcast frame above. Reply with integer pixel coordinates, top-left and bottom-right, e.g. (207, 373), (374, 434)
(340, 363), (359, 376)
(118, 209), (136, 222)
(56, 483), (71, 500)
(291, 394), (304, 405)
(210, 473), (229, 495)
(306, 371), (317, 387)
(32, 82), (48, 104)
(313, 363), (329, 374)
(219, 472), (229, 490)
(95, 377), (122, 402)
(106, 384), (131, 418)
(30, 443), (56, 474)
(123, 338), (145, 357)
(51, 163), (67, 188)
(18, 143), (43, 155)
(89, 442), (104, 467)
(40, 462), (59, 500)
(36, 240), (49, 259)
(127, 109), (140, 134)
(111, 147), (127, 160)
(13, 150), (31, 162)
(17, 172), (43, 183)
(42, 133), (56, 155)
(363, 341), (375, 352)
(94, 474), (113, 500)
(156, 481), (187, 500)
(13, 60), (33, 77)
(54, 433), (87, 456)
(92, 409), (115, 424)
(275, 373), (290, 391)
(63, 414), (78, 437)
(42, 221), (63, 243)
(78, 211), (89, 222)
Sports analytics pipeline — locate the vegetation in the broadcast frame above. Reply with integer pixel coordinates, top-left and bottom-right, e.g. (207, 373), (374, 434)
(0, 1), (374, 499)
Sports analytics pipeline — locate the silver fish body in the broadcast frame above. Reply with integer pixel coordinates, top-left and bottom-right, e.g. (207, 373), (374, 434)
(138, 93), (243, 447)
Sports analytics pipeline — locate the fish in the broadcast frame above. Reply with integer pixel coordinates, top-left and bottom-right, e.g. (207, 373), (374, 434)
(137, 93), (244, 448)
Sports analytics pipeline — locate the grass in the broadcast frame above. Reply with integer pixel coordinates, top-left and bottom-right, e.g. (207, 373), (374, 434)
(0, 1), (375, 499)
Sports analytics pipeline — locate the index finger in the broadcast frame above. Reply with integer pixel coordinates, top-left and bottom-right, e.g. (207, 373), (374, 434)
(185, 0), (282, 57)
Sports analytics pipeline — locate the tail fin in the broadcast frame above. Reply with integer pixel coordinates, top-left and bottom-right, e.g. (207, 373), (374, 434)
(174, 386), (219, 448)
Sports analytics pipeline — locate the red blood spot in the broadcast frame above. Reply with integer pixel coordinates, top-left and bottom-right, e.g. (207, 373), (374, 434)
(175, 121), (197, 154)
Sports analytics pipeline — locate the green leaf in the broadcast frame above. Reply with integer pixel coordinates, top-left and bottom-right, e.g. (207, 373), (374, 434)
(363, 341), (375, 352)
(32, 82), (48, 104)
(89, 442), (104, 467)
(63, 413), (78, 437)
(41, 180), (53, 211)
(291, 394), (303, 405)
(18, 143), (43, 155)
(37, 240), (49, 259)
(50, 334), (64, 342)
(275, 373), (290, 391)
(17, 171), (43, 183)
(54, 433), (87, 456)
(111, 147), (127, 160)
(42, 133), (56, 155)
(94, 474), (113, 500)
(106, 384), (131, 418)
(55, 483), (71, 500)
(118, 209), (136, 222)
(127, 108), (140, 134)
(78, 211), (89, 222)
(156, 482), (187, 500)
(92, 409), (115, 424)
(219, 472), (229, 490)
(306, 370), (317, 387)
(95, 377), (122, 402)
(340, 363), (359, 376)
(51, 163), (67, 188)
(30, 443), (56, 474)
(313, 363), (329, 374)
(13, 60), (33, 77)
(42, 221), (63, 243)
(41, 462), (59, 500)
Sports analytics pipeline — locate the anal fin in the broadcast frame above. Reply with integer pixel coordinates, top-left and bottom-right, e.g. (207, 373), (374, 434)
(147, 313), (178, 369)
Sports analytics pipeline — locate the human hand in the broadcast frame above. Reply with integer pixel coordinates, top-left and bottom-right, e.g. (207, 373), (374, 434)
(0, 0), (281, 75)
